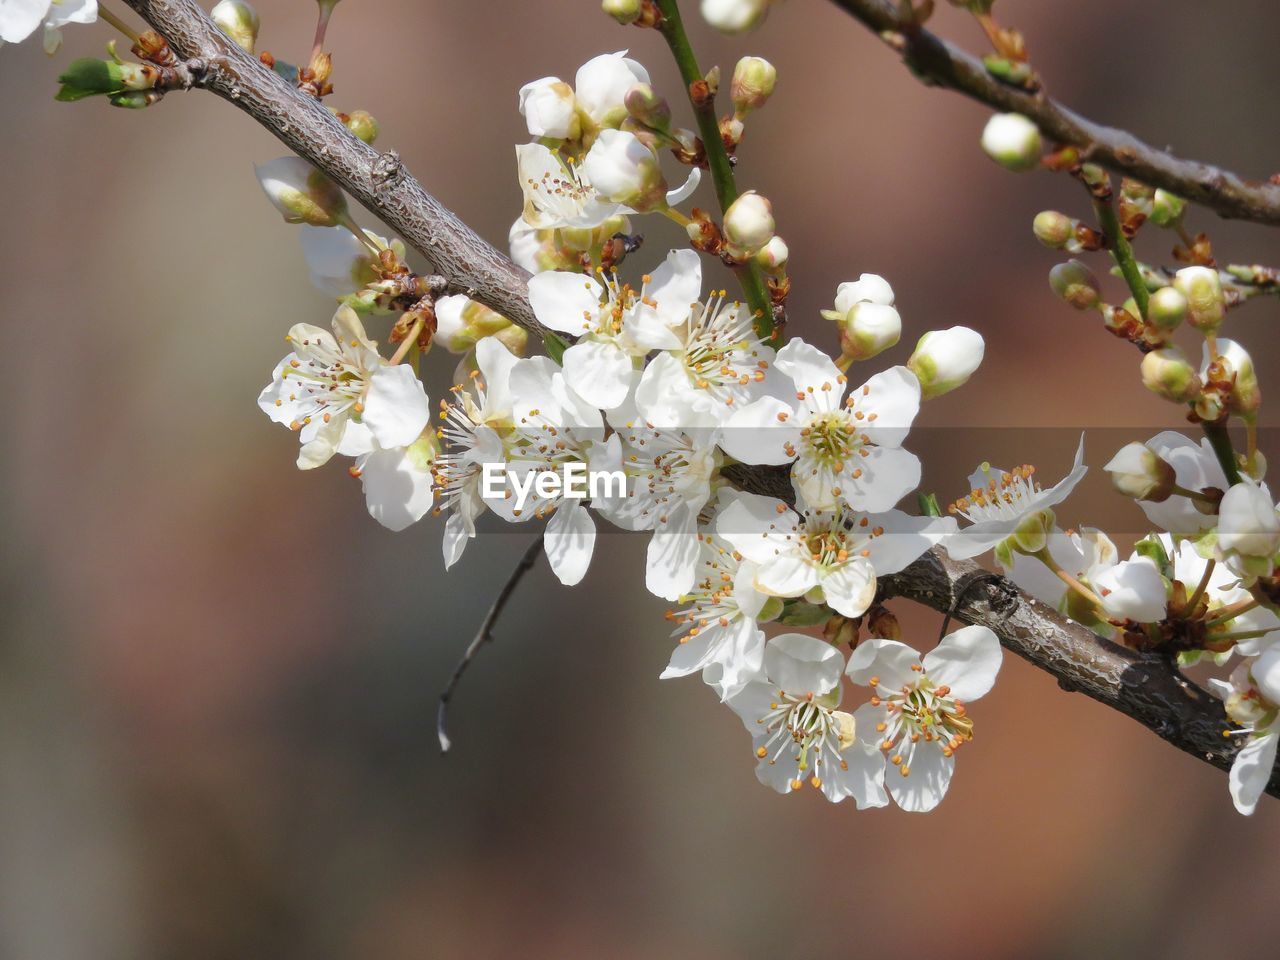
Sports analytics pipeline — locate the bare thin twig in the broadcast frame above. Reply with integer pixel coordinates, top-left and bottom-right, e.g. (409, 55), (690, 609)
(437, 534), (545, 753)
(827, 0), (1280, 225)
(118, 0), (1277, 798)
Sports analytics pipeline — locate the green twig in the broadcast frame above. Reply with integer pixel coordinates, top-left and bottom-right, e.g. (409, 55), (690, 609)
(654, 0), (776, 340)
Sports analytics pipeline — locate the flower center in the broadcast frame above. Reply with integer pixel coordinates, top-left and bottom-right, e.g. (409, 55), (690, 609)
(800, 413), (866, 470)
(949, 463), (1039, 523)
(755, 692), (857, 790)
(872, 673), (972, 777)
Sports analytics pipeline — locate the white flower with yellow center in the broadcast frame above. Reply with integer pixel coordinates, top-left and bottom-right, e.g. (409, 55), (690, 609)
(634, 292), (776, 430)
(716, 491), (953, 619)
(719, 338), (923, 512)
(847, 626), (1002, 812)
(727, 633), (887, 806)
(528, 248), (702, 411)
(1208, 652), (1280, 815)
(944, 436), (1087, 560)
(258, 305), (431, 470)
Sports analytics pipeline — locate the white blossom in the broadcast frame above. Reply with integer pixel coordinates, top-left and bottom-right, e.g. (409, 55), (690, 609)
(1132, 431), (1227, 537)
(1208, 656), (1280, 815)
(1216, 480), (1280, 579)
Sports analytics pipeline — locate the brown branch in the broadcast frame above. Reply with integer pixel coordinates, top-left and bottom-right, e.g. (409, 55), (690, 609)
(828, 0), (1280, 225)
(119, 0), (1275, 799)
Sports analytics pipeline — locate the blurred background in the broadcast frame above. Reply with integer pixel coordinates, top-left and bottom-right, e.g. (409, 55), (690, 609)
(2, 1), (1280, 956)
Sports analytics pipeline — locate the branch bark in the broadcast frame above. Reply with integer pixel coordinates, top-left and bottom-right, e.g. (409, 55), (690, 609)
(828, 0), (1280, 226)
(120, 0), (1276, 798)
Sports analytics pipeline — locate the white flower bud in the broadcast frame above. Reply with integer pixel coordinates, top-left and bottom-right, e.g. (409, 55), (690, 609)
(1173, 266), (1226, 333)
(1103, 442), (1177, 501)
(1049, 260), (1100, 310)
(211, 0), (260, 53)
(980, 113), (1042, 172)
(908, 326), (985, 398)
(601, 0), (643, 24)
(832, 274), (894, 313)
(722, 190), (775, 256)
(1218, 481), (1280, 564)
(255, 157), (349, 227)
(435, 295), (515, 354)
(730, 56), (777, 113)
(839, 302), (901, 362)
(700, 0), (769, 33)
(1147, 285), (1187, 334)
(1212, 338), (1262, 417)
(518, 78), (580, 141)
(1149, 190), (1186, 227)
(1032, 210), (1074, 249)
(755, 235), (789, 274)
(1140, 347), (1201, 403)
(582, 129), (667, 212)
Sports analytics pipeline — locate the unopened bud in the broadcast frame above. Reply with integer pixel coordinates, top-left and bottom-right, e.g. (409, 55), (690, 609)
(211, 0), (259, 53)
(255, 156), (349, 227)
(1218, 481), (1280, 567)
(755, 235), (789, 274)
(1011, 508), (1055, 555)
(823, 615), (857, 647)
(830, 274), (894, 313)
(980, 113), (1042, 172)
(582, 129), (667, 212)
(839, 303), (901, 363)
(722, 190), (775, 257)
(867, 606), (900, 641)
(1173, 266), (1226, 333)
(1147, 285), (1187, 334)
(435, 296), (517, 355)
(1213, 339), (1262, 417)
(1049, 260), (1100, 310)
(624, 83), (671, 133)
(730, 56), (776, 113)
(700, 0), (769, 34)
(1149, 190), (1186, 227)
(341, 109), (379, 144)
(1033, 210), (1074, 249)
(1104, 442), (1176, 501)
(1140, 346), (1201, 403)
(908, 326), (985, 398)
(601, 0), (643, 23)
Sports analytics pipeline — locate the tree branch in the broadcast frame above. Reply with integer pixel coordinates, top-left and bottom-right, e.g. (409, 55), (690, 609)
(827, 0), (1280, 225)
(119, 0), (1275, 799)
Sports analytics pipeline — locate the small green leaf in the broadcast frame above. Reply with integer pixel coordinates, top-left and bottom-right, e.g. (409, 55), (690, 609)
(917, 491), (942, 518)
(56, 58), (124, 101)
(542, 332), (569, 365)
(777, 599), (831, 627)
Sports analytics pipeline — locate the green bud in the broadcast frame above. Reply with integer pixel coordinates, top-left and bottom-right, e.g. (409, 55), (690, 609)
(56, 58), (155, 102)
(1149, 190), (1186, 227)
(601, 0), (643, 23)
(1011, 508), (1055, 555)
(211, 0), (260, 54)
(1172, 266), (1226, 333)
(1141, 347), (1201, 403)
(1103, 442), (1176, 501)
(624, 83), (671, 133)
(1147, 286), (1187, 334)
(1032, 210), (1074, 249)
(755, 235), (789, 275)
(757, 596), (784, 623)
(980, 113), (1042, 172)
(109, 90), (163, 109)
(1049, 259), (1100, 310)
(341, 109), (379, 144)
(730, 56), (777, 113)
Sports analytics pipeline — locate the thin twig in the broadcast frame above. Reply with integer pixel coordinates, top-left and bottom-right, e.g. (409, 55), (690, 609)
(827, 0), (1280, 225)
(436, 534), (544, 753)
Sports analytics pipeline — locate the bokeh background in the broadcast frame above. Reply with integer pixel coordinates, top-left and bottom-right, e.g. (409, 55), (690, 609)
(3, 1), (1280, 957)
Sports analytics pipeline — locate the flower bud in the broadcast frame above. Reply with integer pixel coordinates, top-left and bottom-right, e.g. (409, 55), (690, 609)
(980, 113), (1042, 172)
(700, 0), (769, 33)
(1213, 339), (1262, 417)
(255, 156), (349, 227)
(1149, 190), (1186, 227)
(582, 129), (667, 212)
(624, 83), (671, 133)
(830, 274), (894, 313)
(601, 0), (643, 24)
(1049, 259), (1100, 310)
(755, 235), (789, 274)
(730, 56), (777, 113)
(341, 109), (379, 144)
(1104, 442), (1177, 502)
(1173, 266), (1226, 333)
(1218, 481), (1280, 567)
(211, 0), (259, 53)
(1032, 210), (1074, 249)
(839, 303), (901, 363)
(435, 295), (516, 354)
(518, 78), (580, 142)
(493, 324), (530, 357)
(1011, 508), (1055, 555)
(1147, 285), (1187, 334)
(722, 191), (775, 257)
(908, 326), (985, 398)
(1140, 346), (1201, 403)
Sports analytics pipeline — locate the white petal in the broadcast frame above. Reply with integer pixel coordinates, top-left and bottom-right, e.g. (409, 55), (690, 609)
(718, 396), (801, 465)
(1229, 732), (1278, 816)
(819, 559), (877, 618)
(645, 247), (703, 330)
(716, 491), (798, 563)
(665, 166), (702, 207)
(863, 512), (956, 575)
(561, 339), (633, 411)
(755, 554), (819, 598)
(763, 633), (844, 696)
(922, 625), (1002, 701)
(527, 270), (604, 335)
(644, 503), (700, 600)
(851, 365), (921, 448)
(839, 445), (921, 512)
(0, 0), (51, 43)
(887, 745), (955, 812)
(443, 512), (472, 569)
(823, 742), (890, 808)
(359, 447), (434, 532)
(363, 365), (431, 448)
(846, 638), (922, 690)
(1092, 557), (1168, 623)
(574, 51), (649, 124)
(774, 338), (843, 413)
(544, 501), (595, 586)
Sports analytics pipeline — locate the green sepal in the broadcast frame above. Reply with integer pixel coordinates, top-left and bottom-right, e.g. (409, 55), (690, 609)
(777, 598), (831, 627)
(917, 491), (941, 518)
(56, 58), (124, 101)
(542, 332), (570, 365)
